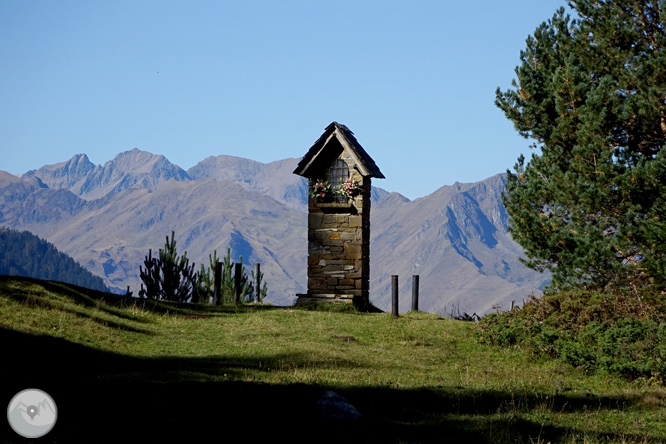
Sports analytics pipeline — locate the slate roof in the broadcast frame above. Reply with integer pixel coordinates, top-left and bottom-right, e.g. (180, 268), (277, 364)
(293, 122), (385, 179)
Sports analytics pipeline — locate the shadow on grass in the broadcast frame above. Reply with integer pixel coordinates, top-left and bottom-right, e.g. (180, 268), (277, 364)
(0, 275), (284, 318)
(1, 327), (661, 444)
(0, 277), (662, 443)
(0, 276), (152, 321)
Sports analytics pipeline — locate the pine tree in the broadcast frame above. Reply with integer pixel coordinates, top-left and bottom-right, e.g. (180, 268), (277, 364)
(192, 250), (218, 304)
(138, 231), (198, 302)
(237, 255), (254, 303)
(139, 249), (160, 300)
(219, 247), (235, 304)
(191, 263), (209, 304)
(138, 238), (269, 304)
(496, 1), (666, 292)
(251, 265), (267, 303)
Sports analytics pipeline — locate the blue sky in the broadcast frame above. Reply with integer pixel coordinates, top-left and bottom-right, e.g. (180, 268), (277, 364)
(1, 0), (567, 200)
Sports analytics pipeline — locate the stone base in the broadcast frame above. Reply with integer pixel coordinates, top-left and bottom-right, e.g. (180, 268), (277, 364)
(295, 293), (368, 308)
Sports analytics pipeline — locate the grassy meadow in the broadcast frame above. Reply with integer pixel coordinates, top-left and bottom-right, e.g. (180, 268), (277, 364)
(1, 276), (664, 443)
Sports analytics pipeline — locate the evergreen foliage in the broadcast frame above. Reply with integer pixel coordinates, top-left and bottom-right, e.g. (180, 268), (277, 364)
(496, 1), (666, 292)
(192, 256), (214, 304)
(237, 255), (254, 302)
(210, 247), (256, 304)
(139, 232), (267, 304)
(139, 231), (198, 302)
(218, 246), (234, 304)
(252, 265), (267, 303)
(0, 227), (109, 292)
(138, 249), (160, 300)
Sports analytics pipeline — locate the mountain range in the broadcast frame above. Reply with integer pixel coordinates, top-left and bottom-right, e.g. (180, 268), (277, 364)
(0, 148), (548, 314)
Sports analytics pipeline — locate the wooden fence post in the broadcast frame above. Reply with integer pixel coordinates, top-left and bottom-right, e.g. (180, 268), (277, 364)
(392, 275), (399, 318)
(412, 275), (419, 312)
(234, 263), (242, 303)
(214, 260), (222, 305)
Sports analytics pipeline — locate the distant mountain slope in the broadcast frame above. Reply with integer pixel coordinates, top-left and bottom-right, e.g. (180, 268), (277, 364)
(1, 151), (548, 313)
(187, 155), (391, 210)
(0, 170), (23, 186)
(0, 172), (306, 304)
(0, 228), (110, 292)
(7, 153), (311, 303)
(188, 156), (308, 210)
(0, 173), (87, 229)
(46, 179), (307, 303)
(370, 174), (549, 315)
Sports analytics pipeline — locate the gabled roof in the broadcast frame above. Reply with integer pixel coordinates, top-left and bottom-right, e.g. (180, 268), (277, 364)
(293, 122), (385, 179)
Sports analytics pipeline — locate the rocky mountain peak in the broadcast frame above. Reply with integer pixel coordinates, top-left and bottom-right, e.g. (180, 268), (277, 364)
(110, 148), (182, 176)
(24, 153), (98, 193)
(24, 149), (192, 201)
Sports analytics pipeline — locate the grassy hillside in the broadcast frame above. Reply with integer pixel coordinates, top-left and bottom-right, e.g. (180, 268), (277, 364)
(1, 276), (664, 443)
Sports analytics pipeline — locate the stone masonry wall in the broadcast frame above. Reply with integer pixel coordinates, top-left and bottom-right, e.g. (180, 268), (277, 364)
(302, 154), (372, 306)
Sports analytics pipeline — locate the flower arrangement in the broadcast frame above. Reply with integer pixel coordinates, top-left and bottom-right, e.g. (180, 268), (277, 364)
(337, 177), (360, 199)
(309, 177), (361, 201)
(309, 179), (331, 199)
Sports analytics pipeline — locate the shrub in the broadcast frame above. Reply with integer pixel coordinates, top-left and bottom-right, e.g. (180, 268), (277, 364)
(475, 290), (666, 381)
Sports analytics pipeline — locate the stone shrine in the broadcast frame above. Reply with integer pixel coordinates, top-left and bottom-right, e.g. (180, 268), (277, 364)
(293, 122), (384, 307)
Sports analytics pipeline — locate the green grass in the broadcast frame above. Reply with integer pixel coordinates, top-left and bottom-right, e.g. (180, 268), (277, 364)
(1, 276), (665, 443)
